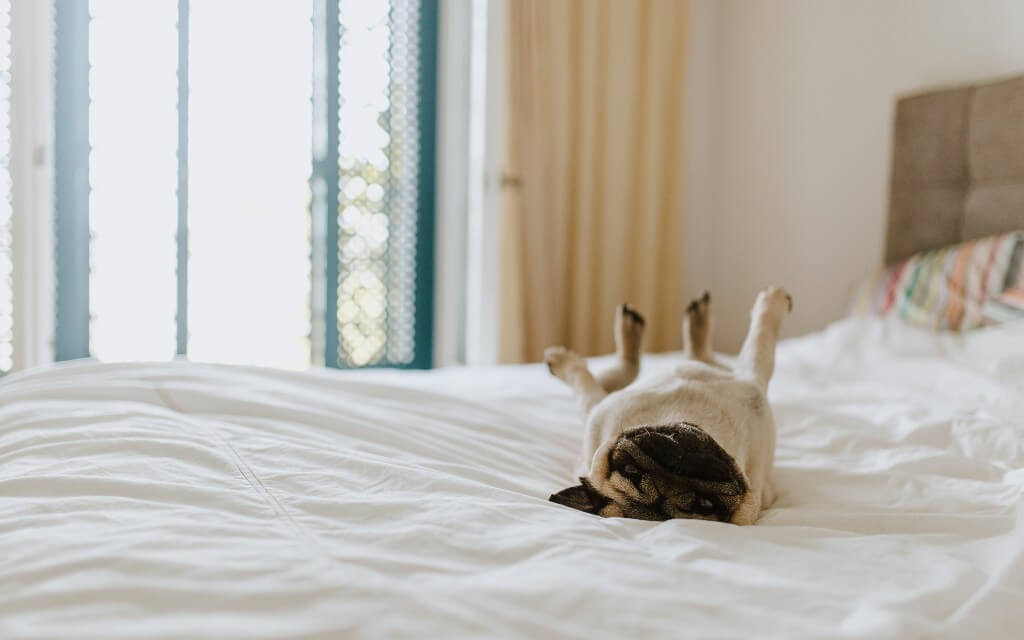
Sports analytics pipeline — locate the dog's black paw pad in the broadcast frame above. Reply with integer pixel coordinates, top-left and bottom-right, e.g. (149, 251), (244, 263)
(621, 304), (646, 326)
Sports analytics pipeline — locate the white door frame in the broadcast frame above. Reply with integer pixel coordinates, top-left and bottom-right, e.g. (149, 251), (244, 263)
(435, 0), (504, 367)
(10, 0), (56, 371)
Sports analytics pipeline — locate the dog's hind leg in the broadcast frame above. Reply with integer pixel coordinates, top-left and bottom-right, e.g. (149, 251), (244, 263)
(595, 304), (645, 393)
(545, 347), (607, 419)
(683, 291), (717, 364)
(736, 286), (792, 390)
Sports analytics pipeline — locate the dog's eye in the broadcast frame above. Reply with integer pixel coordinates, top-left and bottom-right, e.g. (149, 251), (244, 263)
(622, 464), (640, 477)
(693, 496), (716, 515)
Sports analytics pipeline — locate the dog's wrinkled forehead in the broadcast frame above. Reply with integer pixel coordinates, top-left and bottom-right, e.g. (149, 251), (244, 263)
(613, 423), (740, 487)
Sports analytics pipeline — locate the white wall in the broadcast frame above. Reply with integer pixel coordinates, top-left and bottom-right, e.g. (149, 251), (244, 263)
(686, 0), (1024, 351)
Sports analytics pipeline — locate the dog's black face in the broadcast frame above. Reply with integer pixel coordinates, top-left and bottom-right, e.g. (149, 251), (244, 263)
(550, 423), (749, 522)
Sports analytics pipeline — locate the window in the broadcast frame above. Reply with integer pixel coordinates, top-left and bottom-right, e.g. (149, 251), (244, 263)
(53, 0), (437, 370)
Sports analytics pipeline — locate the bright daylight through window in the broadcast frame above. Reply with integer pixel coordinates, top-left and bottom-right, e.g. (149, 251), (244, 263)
(53, 0), (436, 371)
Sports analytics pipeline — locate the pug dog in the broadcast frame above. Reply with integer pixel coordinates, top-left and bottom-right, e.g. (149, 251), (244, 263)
(545, 287), (792, 524)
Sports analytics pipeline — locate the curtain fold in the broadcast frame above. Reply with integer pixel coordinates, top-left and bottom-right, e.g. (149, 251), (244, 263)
(500, 0), (688, 363)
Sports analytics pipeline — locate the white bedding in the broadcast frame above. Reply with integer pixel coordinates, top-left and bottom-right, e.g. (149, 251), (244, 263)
(2, 317), (1023, 639)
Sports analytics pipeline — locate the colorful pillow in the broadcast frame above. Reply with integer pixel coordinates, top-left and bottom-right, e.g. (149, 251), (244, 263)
(982, 286), (1024, 324)
(851, 231), (1024, 330)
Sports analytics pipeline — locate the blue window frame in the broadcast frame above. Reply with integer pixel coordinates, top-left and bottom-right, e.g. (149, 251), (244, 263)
(53, 0), (90, 362)
(53, 0), (437, 369)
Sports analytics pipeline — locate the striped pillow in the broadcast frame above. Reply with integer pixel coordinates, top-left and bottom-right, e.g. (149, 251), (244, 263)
(983, 286), (1024, 324)
(851, 231), (1024, 331)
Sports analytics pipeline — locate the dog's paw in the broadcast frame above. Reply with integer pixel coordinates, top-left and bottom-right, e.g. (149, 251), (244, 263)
(615, 303), (645, 358)
(544, 346), (585, 382)
(753, 286), (793, 320)
(685, 290), (712, 327)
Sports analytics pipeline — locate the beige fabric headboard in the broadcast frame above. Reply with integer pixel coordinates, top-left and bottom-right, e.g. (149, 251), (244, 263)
(886, 74), (1024, 264)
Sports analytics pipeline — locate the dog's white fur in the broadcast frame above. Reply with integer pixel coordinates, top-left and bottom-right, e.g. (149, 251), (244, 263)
(545, 287), (792, 525)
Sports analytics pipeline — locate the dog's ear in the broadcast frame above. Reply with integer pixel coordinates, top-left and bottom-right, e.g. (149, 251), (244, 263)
(549, 478), (610, 514)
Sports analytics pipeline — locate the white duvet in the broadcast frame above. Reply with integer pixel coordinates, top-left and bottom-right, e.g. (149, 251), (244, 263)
(2, 318), (1024, 639)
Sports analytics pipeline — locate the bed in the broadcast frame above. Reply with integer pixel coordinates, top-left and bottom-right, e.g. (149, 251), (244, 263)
(3, 76), (1024, 639)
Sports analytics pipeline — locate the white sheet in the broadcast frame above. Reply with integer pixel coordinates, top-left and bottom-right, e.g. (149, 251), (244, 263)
(2, 318), (1023, 639)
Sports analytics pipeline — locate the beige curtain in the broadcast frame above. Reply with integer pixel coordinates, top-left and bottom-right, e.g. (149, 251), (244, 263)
(499, 0), (688, 363)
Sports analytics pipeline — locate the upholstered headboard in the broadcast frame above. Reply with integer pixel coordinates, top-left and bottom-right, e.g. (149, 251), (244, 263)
(886, 74), (1024, 264)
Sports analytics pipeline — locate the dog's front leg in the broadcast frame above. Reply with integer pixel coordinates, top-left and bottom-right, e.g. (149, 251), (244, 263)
(544, 347), (607, 420)
(545, 303), (645, 419)
(595, 303), (645, 393)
